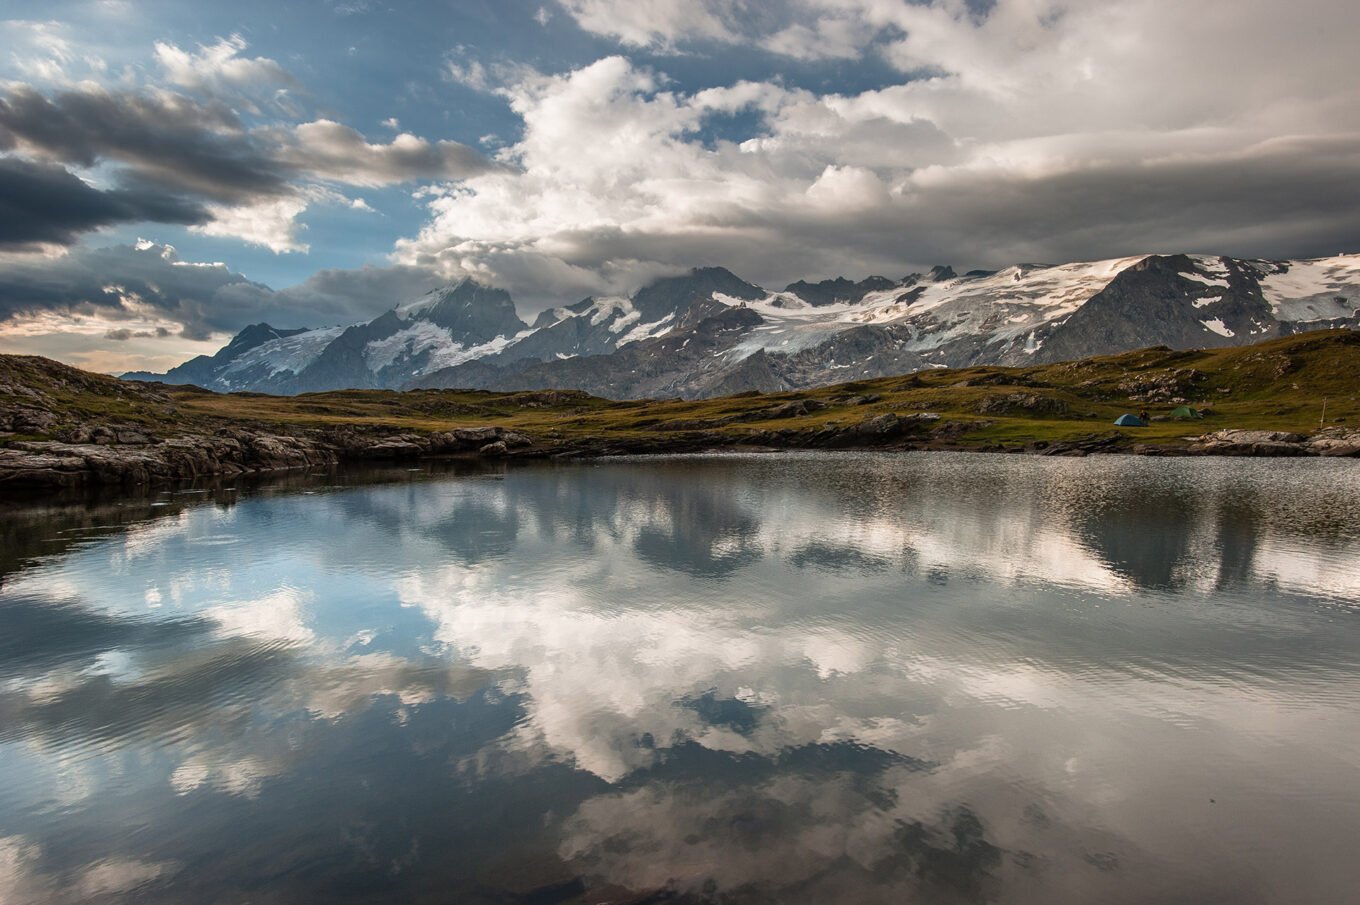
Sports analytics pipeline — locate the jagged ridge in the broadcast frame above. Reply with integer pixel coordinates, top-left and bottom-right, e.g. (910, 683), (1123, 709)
(125, 254), (1360, 400)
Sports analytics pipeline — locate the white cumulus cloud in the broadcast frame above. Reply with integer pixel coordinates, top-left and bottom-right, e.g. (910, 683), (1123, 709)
(154, 34), (296, 99)
(392, 0), (1360, 303)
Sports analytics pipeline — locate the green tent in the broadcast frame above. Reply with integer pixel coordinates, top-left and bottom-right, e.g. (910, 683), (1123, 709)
(1170, 405), (1202, 420)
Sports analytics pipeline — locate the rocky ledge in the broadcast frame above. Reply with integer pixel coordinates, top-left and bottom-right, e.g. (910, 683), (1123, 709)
(1026, 427), (1360, 458)
(0, 425), (534, 490)
(3, 416), (1357, 491)
(1184, 427), (1360, 457)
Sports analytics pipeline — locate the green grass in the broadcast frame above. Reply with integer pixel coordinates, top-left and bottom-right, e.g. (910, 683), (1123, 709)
(3, 329), (1357, 451)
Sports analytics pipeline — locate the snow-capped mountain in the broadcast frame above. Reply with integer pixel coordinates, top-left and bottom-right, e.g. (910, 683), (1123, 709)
(127, 279), (532, 394)
(127, 253), (1360, 399)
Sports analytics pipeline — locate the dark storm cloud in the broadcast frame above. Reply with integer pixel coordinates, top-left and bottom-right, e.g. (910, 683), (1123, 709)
(0, 241), (441, 339)
(0, 82), (500, 198)
(0, 156), (208, 250)
(441, 130), (1360, 296)
(267, 263), (442, 317)
(0, 243), (269, 339)
(0, 81), (496, 253)
(279, 119), (503, 188)
(0, 85), (290, 202)
(773, 134), (1360, 276)
(105, 327), (171, 340)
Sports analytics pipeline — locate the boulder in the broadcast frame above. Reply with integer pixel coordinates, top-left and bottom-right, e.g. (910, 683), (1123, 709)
(930, 419), (986, 441)
(56, 426), (93, 444)
(764, 399), (827, 419)
(363, 439), (424, 458)
(976, 393), (1068, 415)
(0, 446), (91, 487)
(5, 408), (59, 432)
(1208, 429), (1306, 444)
(452, 426), (504, 445)
(856, 413), (902, 436)
(831, 394), (881, 406)
(1308, 427), (1360, 457)
(430, 426), (531, 452)
(247, 435), (332, 469)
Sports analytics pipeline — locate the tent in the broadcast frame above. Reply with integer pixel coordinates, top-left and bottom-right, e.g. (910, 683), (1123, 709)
(1114, 413), (1147, 427)
(1170, 405), (1202, 420)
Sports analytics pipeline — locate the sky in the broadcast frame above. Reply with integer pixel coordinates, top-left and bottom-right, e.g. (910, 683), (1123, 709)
(1, 0), (1358, 373)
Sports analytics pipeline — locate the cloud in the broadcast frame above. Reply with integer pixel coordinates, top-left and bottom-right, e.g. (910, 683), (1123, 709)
(444, 57), (492, 92)
(442, 48), (540, 96)
(2, 20), (79, 82)
(553, 0), (876, 56)
(5, 1), (1360, 362)
(0, 83), (289, 203)
(153, 34), (296, 100)
(266, 261), (442, 320)
(0, 156), (207, 250)
(0, 81), (487, 210)
(282, 119), (497, 186)
(0, 240), (442, 349)
(189, 194), (313, 254)
(761, 14), (877, 60)
(555, 0), (762, 49)
(0, 73), (494, 252)
(0, 242), (269, 340)
(392, 1), (1360, 300)
(103, 327), (169, 341)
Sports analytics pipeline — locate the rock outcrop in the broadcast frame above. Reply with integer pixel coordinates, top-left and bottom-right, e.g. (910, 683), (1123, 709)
(0, 425), (540, 490)
(1187, 428), (1360, 457)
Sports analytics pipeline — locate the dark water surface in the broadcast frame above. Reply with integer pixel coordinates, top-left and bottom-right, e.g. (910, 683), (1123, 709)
(1, 452), (1358, 904)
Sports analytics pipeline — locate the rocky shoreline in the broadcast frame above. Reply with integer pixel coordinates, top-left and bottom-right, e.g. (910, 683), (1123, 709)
(5, 345), (1359, 491)
(3, 415), (1357, 492)
(0, 424), (536, 490)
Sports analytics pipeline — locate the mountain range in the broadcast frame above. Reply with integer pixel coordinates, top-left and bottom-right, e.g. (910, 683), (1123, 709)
(124, 253), (1360, 399)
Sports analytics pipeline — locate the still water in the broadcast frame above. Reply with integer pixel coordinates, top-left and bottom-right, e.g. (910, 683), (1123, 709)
(1, 452), (1358, 904)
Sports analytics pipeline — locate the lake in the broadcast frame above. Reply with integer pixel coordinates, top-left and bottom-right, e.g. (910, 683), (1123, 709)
(1, 452), (1358, 904)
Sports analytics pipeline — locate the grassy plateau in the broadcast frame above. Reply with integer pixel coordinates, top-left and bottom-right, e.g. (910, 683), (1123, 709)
(2, 329), (1358, 456)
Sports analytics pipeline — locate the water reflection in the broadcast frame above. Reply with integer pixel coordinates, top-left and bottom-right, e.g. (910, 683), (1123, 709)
(1, 453), (1358, 904)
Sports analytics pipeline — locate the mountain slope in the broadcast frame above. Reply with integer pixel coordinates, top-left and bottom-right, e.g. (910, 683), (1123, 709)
(126, 254), (1360, 400)
(11, 331), (1360, 489)
(121, 323), (312, 387)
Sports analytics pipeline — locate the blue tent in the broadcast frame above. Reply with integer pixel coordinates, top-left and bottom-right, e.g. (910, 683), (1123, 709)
(1114, 414), (1147, 427)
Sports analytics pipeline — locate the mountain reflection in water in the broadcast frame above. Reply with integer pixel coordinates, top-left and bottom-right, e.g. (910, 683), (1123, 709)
(0, 452), (1357, 904)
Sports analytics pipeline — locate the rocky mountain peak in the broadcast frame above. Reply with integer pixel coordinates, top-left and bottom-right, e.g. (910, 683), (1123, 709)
(124, 252), (1360, 402)
(223, 323), (309, 356)
(415, 279), (527, 341)
(632, 267), (766, 321)
(784, 275), (899, 306)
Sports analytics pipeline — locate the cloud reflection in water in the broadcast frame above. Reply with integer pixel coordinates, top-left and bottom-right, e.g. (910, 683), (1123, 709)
(1, 453), (1357, 904)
